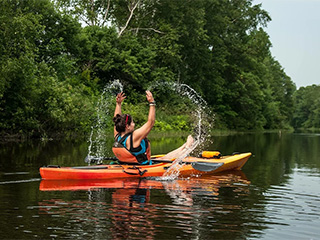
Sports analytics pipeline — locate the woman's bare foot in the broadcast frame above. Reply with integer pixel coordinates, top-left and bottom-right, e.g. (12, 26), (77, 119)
(185, 135), (194, 148)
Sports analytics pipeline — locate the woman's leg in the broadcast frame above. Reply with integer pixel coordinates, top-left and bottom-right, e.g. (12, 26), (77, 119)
(159, 135), (194, 160)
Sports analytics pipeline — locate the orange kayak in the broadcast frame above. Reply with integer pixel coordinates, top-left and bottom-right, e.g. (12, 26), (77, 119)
(39, 152), (251, 180)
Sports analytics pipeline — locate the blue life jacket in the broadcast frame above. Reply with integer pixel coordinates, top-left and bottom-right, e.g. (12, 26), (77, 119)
(112, 132), (151, 165)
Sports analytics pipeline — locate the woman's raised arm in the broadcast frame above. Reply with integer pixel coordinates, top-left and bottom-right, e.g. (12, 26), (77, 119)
(132, 91), (155, 144)
(114, 92), (126, 136)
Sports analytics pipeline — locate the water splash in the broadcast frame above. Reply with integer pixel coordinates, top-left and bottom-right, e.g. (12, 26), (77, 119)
(87, 80), (123, 164)
(86, 80), (213, 173)
(148, 82), (211, 141)
(148, 81), (214, 179)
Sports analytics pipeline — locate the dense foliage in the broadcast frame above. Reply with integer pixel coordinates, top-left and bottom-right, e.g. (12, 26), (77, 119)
(0, 0), (97, 137)
(292, 85), (320, 129)
(0, 0), (317, 138)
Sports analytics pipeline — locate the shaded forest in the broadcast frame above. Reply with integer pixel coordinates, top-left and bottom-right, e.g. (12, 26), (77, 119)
(0, 0), (318, 138)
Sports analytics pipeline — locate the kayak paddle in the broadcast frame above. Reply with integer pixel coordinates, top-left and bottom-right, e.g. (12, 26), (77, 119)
(85, 156), (224, 172)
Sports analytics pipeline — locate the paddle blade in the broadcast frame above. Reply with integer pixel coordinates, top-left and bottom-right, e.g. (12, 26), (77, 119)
(191, 162), (224, 172)
(85, 156), (118, 164)
(84, 155), (92, 164)
(84, 155), (103, 164)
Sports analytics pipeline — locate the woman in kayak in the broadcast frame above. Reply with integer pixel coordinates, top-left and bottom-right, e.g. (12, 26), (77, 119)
(112, 91), (194, 165)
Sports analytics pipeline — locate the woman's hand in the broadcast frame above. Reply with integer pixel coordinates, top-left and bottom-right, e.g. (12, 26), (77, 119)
(116, 92), (126, 104)
(145, 90), (154, 103)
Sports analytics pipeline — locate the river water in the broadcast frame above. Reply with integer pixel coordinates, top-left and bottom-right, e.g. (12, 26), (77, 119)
(0, 132), (319, 239)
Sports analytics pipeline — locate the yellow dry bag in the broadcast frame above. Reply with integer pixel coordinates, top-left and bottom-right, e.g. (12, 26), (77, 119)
(201, 151), (221, 159)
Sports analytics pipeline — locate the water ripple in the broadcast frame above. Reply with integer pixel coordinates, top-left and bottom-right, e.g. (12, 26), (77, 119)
(1, 167), (319, 239)
(0, 178), (40, 185)
(257, 168), (320, 239)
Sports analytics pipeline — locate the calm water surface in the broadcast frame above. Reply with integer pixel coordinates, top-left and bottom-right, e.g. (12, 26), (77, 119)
(0, 132), (319, 239)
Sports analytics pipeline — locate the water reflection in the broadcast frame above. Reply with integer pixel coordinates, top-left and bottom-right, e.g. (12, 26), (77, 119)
(38, 172), (252, 239)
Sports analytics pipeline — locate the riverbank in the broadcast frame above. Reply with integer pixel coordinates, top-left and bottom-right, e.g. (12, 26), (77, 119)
(5, 127), (319, 143)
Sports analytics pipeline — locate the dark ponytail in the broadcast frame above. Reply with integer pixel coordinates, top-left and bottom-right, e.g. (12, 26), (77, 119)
(113, 114), (132, 133)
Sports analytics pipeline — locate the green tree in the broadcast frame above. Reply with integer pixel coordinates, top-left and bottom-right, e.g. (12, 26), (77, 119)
(0, 0), (95, 136)
(292, 85), (320, 129)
